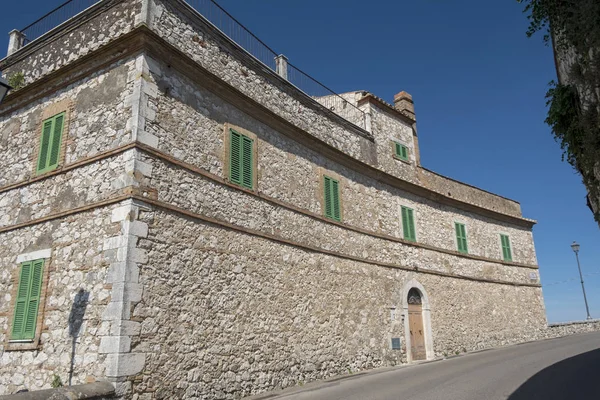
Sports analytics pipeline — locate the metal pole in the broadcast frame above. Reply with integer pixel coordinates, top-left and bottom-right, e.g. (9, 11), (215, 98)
(574, 250), (592, 320)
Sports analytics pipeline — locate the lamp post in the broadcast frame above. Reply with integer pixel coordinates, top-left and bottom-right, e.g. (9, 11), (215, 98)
(571, 241), (592, 320)
(0, 76), (12, 104)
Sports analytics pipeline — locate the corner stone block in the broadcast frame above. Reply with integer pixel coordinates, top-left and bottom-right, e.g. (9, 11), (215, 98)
(106, 261), (140, 283)
(102, 301), (131, 321)
(110, 320), (141, 336)
(99, 336), (132, 354)
(105, 353), (145, 378)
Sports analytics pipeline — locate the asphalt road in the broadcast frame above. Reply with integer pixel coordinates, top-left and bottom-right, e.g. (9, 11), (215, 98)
(259, 331), (600, 400)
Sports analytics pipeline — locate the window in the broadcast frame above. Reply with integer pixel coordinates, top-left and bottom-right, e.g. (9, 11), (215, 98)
(37, 112), (65, 174)
(229, 129), (254, 189)
(401, 206), (416, 242)
(394, 142), (409, 161)
(323, 175), (341, 221)
(455, 222), (468, 254)
(500, 234), (512, 262)
(11, 259), (44, 341)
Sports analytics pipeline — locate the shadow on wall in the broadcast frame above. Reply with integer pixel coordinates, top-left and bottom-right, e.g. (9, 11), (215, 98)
(68, 289), (89, 386)
(507, 348), (600, 399)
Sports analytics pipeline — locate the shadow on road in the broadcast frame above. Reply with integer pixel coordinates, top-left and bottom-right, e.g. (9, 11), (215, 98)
(508, 348), (600, 400)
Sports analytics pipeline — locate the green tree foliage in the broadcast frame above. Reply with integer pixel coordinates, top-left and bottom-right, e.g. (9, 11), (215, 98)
(520, 0), (600, 221)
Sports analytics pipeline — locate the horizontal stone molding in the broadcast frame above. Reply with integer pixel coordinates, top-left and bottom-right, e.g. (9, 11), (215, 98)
(136, 195), (540, 288)
(0, 143), (136, 196)
(0, 195), (131, 235)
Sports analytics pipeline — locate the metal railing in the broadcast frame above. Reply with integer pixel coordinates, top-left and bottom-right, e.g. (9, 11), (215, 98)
(185, 0), (367, 129)
(21, 0), (101, 44)
(18, 0), (366, 129)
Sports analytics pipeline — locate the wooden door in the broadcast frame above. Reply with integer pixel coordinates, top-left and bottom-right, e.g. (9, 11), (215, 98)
(408, 289), (426, 361)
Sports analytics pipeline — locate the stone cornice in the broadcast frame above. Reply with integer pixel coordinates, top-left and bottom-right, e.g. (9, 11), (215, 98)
(0, 26), (536, 229)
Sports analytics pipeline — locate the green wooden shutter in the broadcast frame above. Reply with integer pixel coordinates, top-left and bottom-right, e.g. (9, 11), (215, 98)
(48, 114), (64, 168)
(37, 113), (65, 174)
(401, 207), (410, 239)
(11, 262), (32, 339)
(402, 206), (416, 241)
(229, 130), (242, 185)
(331, 179), (341, 221)
(401, 145), (408, 160)
(501, 234), (512, 261)
(23, 259), (44, 339)
(230, 130), (254, 189)
(394, 143), (409, 161)
(455, 223), (468, 254)
(241, 136), (254, 189)
(395, 143), (402, 157)
(324, 176), (333, 219)
(323, 176), (341, 221)
(37, 120), (53, 172)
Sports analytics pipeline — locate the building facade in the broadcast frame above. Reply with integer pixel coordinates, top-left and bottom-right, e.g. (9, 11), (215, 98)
(0, 0), (547, 398)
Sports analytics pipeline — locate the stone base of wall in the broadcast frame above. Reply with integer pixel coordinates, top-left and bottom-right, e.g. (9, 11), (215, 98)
(0, 381), (115, 400)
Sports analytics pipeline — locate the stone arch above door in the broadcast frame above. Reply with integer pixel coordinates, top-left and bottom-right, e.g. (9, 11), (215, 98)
(402, 279), (434, 362)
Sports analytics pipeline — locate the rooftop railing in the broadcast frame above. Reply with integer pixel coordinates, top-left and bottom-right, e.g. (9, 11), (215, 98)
(21, 0), (101, 45)
(17, 0), (367, 129)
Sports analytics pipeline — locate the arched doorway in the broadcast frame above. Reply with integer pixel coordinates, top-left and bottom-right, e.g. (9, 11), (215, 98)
(402, 279), (434, 362)
(407, 288), (426, 360)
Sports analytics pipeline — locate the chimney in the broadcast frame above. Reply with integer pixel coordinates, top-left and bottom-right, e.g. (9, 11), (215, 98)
(393, 91), (416, 121)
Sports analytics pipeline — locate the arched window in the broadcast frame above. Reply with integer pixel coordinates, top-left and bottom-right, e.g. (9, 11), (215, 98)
(407, 288), (422, 305)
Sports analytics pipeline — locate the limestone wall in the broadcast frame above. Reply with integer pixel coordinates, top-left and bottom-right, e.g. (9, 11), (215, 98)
(144, 62), (538, 269)
(0, 206), (118, 395)
(0, 58), (135, 188)
(131, 209), (546, 399)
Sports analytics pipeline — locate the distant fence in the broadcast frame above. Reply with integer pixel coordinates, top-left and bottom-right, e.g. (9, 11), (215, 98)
(18, 0), (366, 129)
(21, 0), (100, 44)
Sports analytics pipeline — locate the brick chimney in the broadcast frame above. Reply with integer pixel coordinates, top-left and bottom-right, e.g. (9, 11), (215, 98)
(393, 91), (416, 121)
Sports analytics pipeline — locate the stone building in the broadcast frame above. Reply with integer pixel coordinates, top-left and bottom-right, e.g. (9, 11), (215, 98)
(0, 0), (547, 398)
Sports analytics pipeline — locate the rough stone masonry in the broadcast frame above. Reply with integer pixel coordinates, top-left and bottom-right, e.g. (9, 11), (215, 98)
(0, 0), (596, 398)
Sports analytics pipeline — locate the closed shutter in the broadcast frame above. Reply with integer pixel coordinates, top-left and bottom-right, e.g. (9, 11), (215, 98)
(324, 176), (333, 219)
(229, 130), (254, 189)
(241, 136), (253, 189)
(23, 260), (44, 339)
(324, 176), (341, 221)
(501, 234), (512, 261)
(11, 262), (32, 339)
(402, 206), (416, 241)
(48, 114), (64, 168)
(37, 113), (65, 174)
(331, 179), (341, 221)
(37, 120), (53, 172)
(230, 130), (242, 185)
(395, 143), (409, 161)
(455, 223), (468, 254)
(11, 259), (44, 340)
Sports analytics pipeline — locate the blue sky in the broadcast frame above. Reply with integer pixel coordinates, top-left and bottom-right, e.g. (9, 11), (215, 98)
(1, 0), (599, 323)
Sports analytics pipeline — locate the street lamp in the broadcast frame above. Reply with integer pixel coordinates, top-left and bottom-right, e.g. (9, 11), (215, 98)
(571, 241), (592, 320)
(0, 76), (12, 104)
